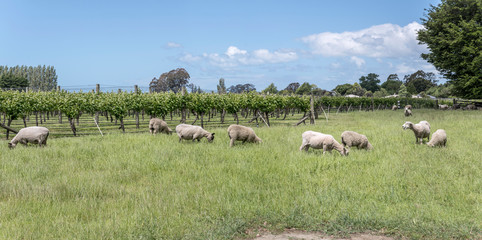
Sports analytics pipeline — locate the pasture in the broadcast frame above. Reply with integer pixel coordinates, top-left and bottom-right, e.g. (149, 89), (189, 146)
(0, 110), (480, 239)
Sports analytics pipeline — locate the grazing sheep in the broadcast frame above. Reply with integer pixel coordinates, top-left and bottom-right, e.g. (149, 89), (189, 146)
(427, 129), (447, 147)
(391, 105), (398, 111)
(227, 124), (262, 147)
(466, 104), (476, 110)
(402, 120), (431, 144)
(438, 104), (449, 110)
(8, 126), (49, 149)
(299, 131), (348, 156)
(341, 131), (373, 150)
(404, 105), (412, 110)
(404, 108), (412, 117)
(175, 124), (215, 143)
(149, 118), (172, 135)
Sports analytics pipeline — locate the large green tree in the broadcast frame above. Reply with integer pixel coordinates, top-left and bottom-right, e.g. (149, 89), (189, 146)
(359, 73), (381, 92)
(381, 74), (403, 94)
(403, 70), (437, 94)
(261, 83), (278, 94)
(417, 0), (482, 98)
(332, 83), (353, 96)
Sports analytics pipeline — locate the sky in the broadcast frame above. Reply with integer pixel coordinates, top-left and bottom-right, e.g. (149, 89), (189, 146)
(0, 0), (443, 92)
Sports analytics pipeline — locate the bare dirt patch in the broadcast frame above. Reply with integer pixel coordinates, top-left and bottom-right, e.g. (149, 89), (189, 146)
(250, 229), (396, 240)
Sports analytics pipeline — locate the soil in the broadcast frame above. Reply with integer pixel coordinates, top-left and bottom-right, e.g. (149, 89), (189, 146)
(250, 229), (397, 240)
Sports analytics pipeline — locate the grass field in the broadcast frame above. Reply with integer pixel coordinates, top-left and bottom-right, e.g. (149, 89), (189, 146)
(0, 110), (481, 239)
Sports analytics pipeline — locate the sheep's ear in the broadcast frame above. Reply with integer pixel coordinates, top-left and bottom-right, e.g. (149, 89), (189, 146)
(211, 133), (215, 136)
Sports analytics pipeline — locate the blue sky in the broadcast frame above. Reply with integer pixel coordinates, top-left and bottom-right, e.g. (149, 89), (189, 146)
(1, 0), (442, 92)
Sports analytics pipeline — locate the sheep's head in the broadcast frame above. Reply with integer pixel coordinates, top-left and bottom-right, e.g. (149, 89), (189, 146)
(8, 142), (16, 149)
(207, 133), (215, 142)
(402, 122), (413, 130)
(255, 136), (262, 143)
(341, 147), (349, 156)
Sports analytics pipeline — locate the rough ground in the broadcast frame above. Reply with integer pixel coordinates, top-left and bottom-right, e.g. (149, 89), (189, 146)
(251, 229), (397, 240)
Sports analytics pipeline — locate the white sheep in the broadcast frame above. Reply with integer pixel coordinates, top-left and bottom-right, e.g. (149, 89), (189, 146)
(149, 118), (173, 135)
(404, 108), (412, 117)
(175, 124), (215, 143)
(299, 131), (348, 156)
(438, 104), (449, 110)
(341, 131), (373, 150)
(8, 126), (50, 149)
(227, 124), (262, 147)
(402, 120), (431, 144)
(404, 105), (412, 110)
(391, 105), (398, 111)
(427, 129), (447, 147)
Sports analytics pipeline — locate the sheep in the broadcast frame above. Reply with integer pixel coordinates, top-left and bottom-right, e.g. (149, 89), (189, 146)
(402, 120), (431, 144)
(466, 104), (476, 110)
(175, 124), (215, 143)
(227, 124), (262, 147)
(341, 131), (373, 150)
(404, 105), (412, 110)
(391, 105), (398, 111)
(427, 129), (447, 147)
(404, 108), (412, 117)
(149, 118), (173, 135)
(8, 126), (50, 149)
(438, 104), (449, 110)
(299, 131), (348, 156)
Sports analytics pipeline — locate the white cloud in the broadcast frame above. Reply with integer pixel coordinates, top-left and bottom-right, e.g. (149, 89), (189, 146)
(180, 46), (298, 67)
(166, 42), (182, 48)
(350, 56), (365, 68)
(225, 46), (247, 57)
(301, 22), (427, 58)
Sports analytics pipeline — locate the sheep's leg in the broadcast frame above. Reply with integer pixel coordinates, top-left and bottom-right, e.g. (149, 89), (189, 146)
(230, 138), (235, 147)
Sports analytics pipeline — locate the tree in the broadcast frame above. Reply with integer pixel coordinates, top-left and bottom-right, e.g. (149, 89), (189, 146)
(426, 83), (454, 98)
(359, 73), (381, 92)
(217, 78), (227, 94)
(0, 65), (57, 91)
(261, 83), (278, 94)
(373, 88), (389, 98)
(295, 82), (315, 95)
(150, 68), (190, 93)
(381, 74), (403, 94)
(283, 82), (300, 93)
(417, 0), (482, 98)
(403, 70), (437, 94)
(0, 73), (28, 89)
(227, 83), (256, 93)
(398, 84), (410, 98)
(332, 83), (353, 96)
(346, 82), (366, 96)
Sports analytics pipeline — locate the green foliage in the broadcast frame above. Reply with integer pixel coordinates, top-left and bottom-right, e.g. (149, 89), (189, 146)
(359, 73), (381, 92)
(417, 0), (482, 98)
(346, 83), (366, 96)
(261, 83), (279, 94)
(295, 82), (315, 95)
(403, 70), (437, 94)
(332, 83), (353, 96)
(373, 88), (389, 98)
(398, 84), (410, 98)
(217, 78), (227, 94)
(381, 74), (402, 95)
(0, 73), (28, 89)
(426, 83), (454, 98)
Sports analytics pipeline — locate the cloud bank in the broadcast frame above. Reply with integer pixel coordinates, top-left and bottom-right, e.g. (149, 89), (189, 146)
(301, 22), (427, 58)
(181, 46), (298, 67)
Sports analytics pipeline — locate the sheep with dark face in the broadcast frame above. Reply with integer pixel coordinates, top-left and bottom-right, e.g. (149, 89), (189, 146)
(227, 124), (262, 147)
(300, 131), (348, 156)
(149, 118), (172, 135)
(341, 131), (373, 150)
(8, 126), (50, 149)
(402, 120), (431, 144)
(175, 124), (215, 143)
(427, 129), (447, 147)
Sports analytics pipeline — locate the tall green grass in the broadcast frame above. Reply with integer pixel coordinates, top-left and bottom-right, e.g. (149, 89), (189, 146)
(0, 110), (480, 239)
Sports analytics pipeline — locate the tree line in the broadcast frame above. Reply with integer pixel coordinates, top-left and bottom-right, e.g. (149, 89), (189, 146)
(0, 65), (58, 91)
